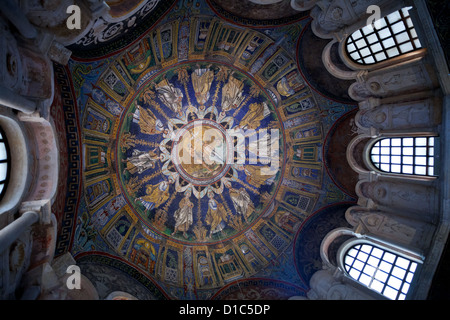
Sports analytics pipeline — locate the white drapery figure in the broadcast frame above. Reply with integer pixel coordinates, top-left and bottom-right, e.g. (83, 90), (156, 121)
(172, 192), (194, 238)
(229, 187), (254, 222)
(122, 149), (159, 174)
(156, 79), (184, 116)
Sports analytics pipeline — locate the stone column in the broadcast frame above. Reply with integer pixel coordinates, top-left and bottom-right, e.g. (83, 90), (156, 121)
(0, 211), (39, 254)
(2, 0), (38, 39)
(0, 85), (36, 114)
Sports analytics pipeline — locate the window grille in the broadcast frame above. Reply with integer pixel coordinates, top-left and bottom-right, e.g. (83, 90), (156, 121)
(346, 7), (422, 65)
(370, 137), (436, 176)
(344, 243), (418, 300)
(0, 127), (10, 201)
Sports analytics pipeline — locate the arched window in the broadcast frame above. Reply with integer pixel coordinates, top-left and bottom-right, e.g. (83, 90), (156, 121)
(0, 127), (11, 201)
(343, 243), (419, 300)
(346, 7), (422, 65)
(370, 137), (437, 176)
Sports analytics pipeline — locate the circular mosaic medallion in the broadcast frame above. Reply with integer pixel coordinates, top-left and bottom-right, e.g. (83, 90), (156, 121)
(172, 119), (233, 186)
(117, 61), (285, 244)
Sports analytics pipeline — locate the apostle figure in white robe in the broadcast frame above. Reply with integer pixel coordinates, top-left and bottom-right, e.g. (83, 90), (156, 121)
(172, 192), (194, 238)
(156, 79), (184, 116)
(122, 148), (159, 175)
(205, 191), (228, 238)
(229, 187), (254, 223)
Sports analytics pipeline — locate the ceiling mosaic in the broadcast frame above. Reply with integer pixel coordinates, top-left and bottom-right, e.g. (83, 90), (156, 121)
(206, 0), (309, 27)
(116, 61), (286, 246)
(67, 0), (177, 59)
(58, 0), (359, 299)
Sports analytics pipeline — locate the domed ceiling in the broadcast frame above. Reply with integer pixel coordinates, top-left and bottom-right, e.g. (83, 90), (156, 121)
(117, 61), (285, 246)
(53, 0), (359, 299)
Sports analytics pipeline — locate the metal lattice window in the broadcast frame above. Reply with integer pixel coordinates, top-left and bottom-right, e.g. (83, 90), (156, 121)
(344, 243), (418, 300)
(0, 127), (10, 201)
(370, 137), (436, 176)
(346, 7), (422, 65)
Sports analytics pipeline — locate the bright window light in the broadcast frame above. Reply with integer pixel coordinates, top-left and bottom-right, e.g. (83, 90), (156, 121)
(370, 137), (437, 176)
(344, 243), (419, 300)
(0, 127), (10, 201)
(346, 7), (422, 65)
